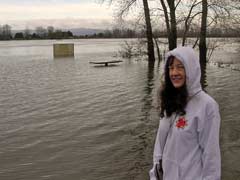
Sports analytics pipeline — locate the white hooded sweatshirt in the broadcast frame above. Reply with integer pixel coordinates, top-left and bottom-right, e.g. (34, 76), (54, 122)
(149, 47), (221, 180)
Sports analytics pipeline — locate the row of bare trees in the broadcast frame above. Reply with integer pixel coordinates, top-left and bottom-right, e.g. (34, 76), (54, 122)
(0, 25), (74, 40)
(0, 24), (12, 40)
(101, 0), (240, 71)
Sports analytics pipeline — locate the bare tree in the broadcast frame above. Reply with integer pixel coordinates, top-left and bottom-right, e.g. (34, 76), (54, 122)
(47, 26), (54, 34)
(209, 0), (240, 35)
(35, 26), (47, 39)
(102, 0), (155, 63)
(2, 24), (12, 40)
(47, 26), (55, 39)
(199, 0), (208, 86)
(101, 0), (239, 68)
(181, 0), (202, 46)
(24, 27), (31, 39)
(0, 25), (2, 39)
(142, 0), (155, 63)
(159, 0), (178, 50)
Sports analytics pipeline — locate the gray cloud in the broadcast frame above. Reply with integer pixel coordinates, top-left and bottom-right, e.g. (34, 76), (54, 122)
(3, 18), (113, 30)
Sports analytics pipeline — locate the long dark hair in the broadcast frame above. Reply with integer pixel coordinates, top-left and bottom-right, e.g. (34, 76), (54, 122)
(160, 56), (188, 118)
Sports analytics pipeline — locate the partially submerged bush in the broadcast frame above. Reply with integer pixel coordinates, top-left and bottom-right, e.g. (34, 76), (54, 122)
(118, 39), (147, 59)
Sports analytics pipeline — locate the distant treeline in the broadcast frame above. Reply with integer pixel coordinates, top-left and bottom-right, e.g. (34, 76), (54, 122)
(79, 28), (139, 38)
(13, 30), (74, 40)
(83, 27), (240, 38)
(154, 27), (240, 38)
(0, 25), (74, 40)
(0, 24), (239, 40)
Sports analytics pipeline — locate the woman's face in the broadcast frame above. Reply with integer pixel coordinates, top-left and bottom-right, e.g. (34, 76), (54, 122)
(169, 58), (186, 88)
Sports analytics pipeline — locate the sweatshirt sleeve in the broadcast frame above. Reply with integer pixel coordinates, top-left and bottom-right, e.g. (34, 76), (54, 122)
(149, 117), (171, 180)
(198, 101), (221, 180)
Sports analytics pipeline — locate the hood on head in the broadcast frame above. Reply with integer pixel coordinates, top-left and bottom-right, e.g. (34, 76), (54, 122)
(165, 46), (202, 96)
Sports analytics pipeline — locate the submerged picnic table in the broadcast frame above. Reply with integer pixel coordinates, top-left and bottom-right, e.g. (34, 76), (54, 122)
(89, 60), (123, 66)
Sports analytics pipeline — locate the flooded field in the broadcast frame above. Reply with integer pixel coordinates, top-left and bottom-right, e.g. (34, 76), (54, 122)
(0, 38), (239, 180)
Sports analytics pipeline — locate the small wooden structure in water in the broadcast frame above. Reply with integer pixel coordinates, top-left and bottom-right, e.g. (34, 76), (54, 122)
(89, 60), (123, 66)
(53, 43), (74, 58)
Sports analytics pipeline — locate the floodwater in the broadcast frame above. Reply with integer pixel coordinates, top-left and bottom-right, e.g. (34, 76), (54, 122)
(0, 39), (239, 180)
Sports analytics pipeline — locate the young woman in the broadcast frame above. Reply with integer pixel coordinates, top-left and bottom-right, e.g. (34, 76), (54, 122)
(149, 47), (221, 180)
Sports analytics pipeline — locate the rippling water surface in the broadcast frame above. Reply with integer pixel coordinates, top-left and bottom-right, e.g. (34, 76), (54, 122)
(0, 39), (239, 180)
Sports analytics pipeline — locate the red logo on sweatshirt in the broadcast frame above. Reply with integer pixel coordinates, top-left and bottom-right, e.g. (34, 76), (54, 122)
(176, 117), (188, 129)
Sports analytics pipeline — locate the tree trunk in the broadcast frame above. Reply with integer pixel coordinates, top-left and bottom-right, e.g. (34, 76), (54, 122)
(159, 0), (171, 50)
(142, 0), (155, 63)
(153, 37), (162, 62)
(199, 0), (208, 87)
(167, 0), (177, 50)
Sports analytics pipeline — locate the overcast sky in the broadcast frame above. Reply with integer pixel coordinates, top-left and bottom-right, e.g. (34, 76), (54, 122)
(0, 0), (114, 30)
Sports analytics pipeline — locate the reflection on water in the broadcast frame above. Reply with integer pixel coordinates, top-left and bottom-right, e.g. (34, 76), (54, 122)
(206, 65), (240, 180)
(201, 60), (208, 89)
(0, 39), (239, 180)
